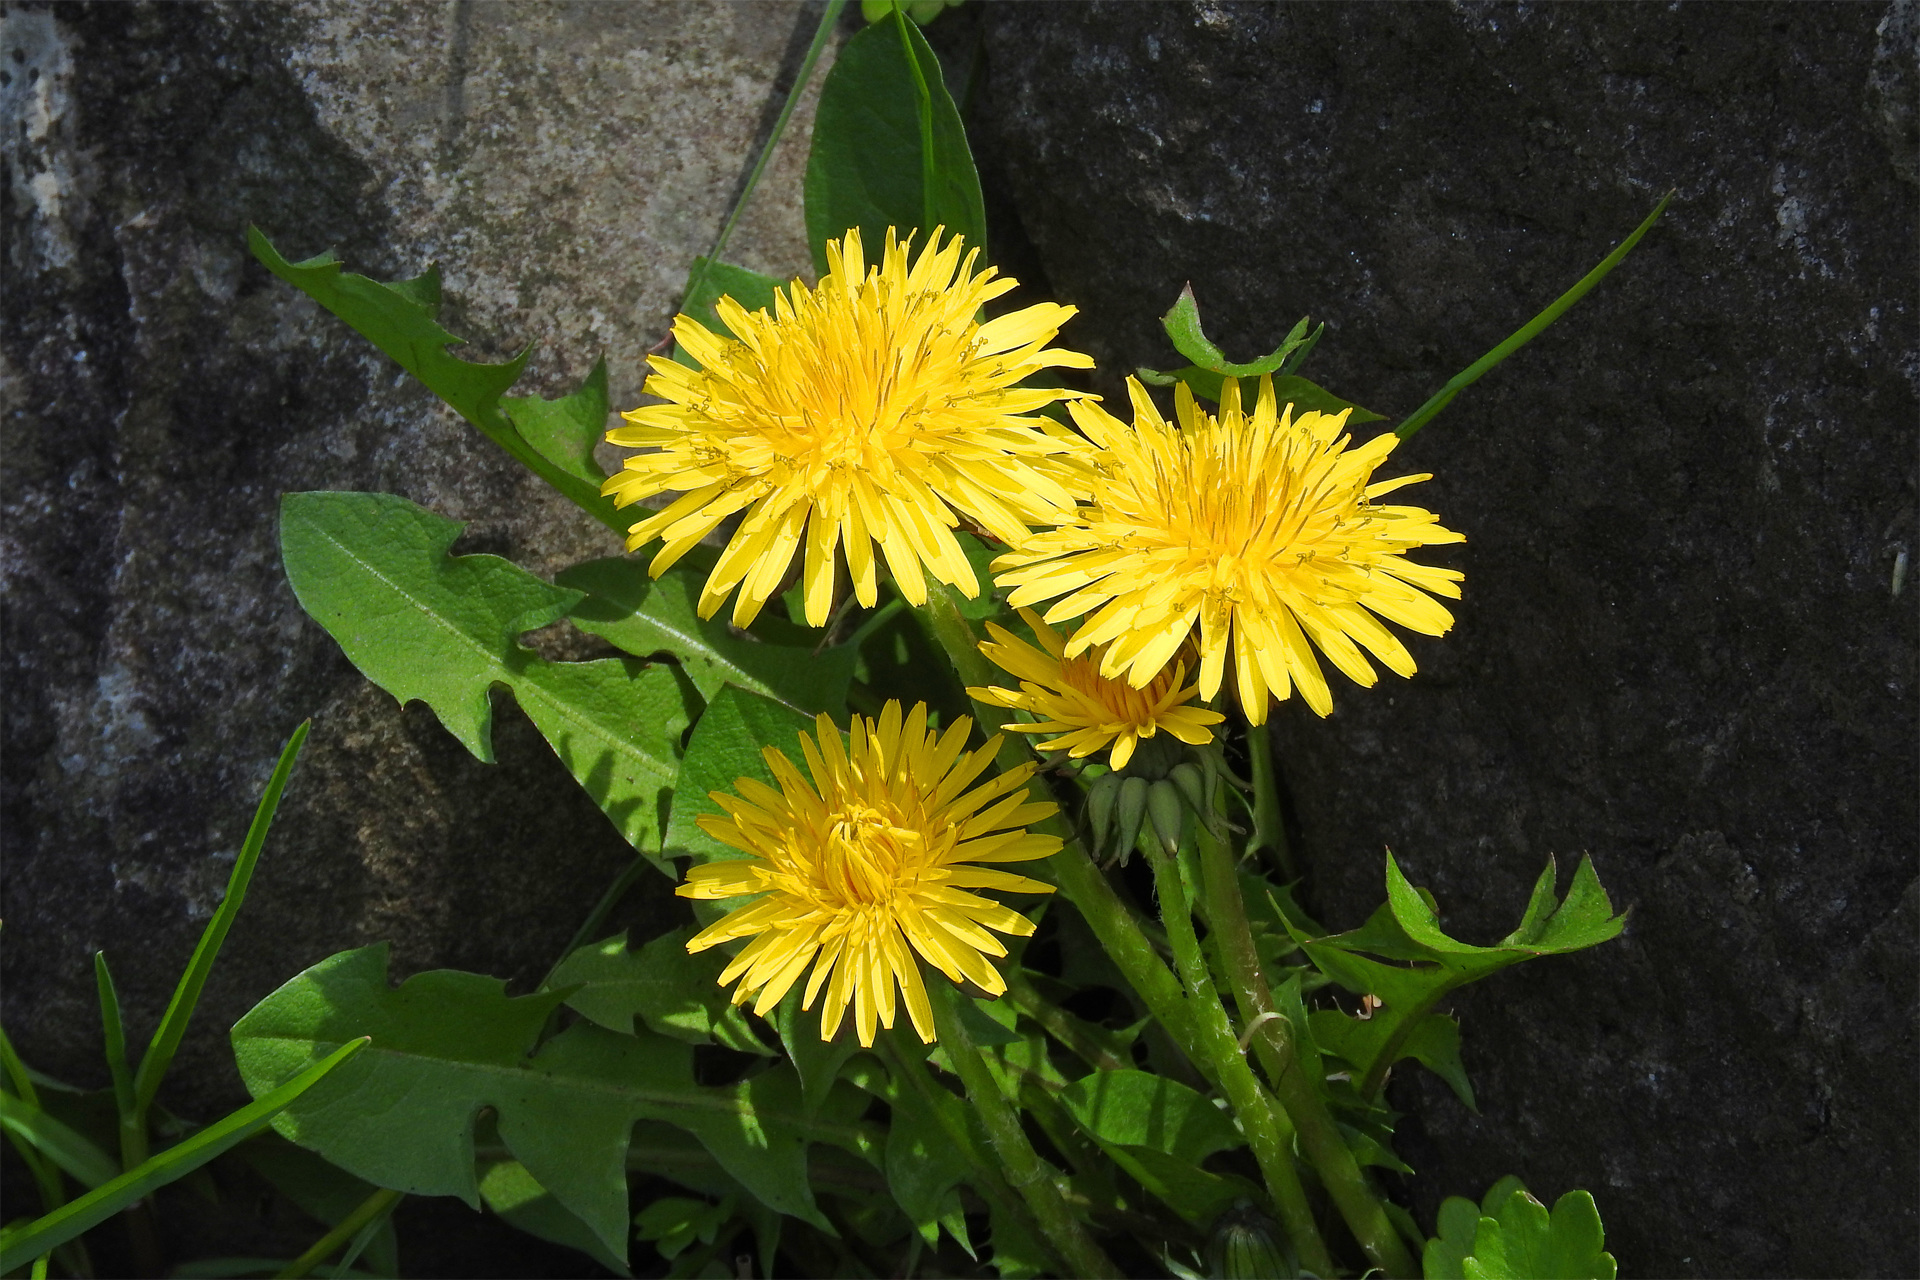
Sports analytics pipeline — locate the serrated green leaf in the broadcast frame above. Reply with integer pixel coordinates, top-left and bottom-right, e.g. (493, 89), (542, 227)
(480, 1160), (633, 1276)
(231, 945), (838, 1266)
(1312, 1009), (1476, 1111)
(550, 929), (771, 1055)
(500, 358), (610, 490)
(987, 1196), (1049, 1280)
(558, 557), (855, 714)
(247, 227), (623, 530)
(1111, 1145), (1262, 1228)
(664, 685), (817, 867)
(776, 988), (867, 1116)
(1153, 288), (1319, 378)
(882, 1068), (975, 1249)
(280, 491), (691, 852)
(1136, 365), (1384, 422)
(804, 11), (986, 274)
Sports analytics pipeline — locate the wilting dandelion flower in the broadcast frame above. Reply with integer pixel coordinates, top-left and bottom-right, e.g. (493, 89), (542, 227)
(994, 375), (1464, 723)
(603, 227), (1094, 628)
(967, 607), (1223, 770)
(679, 701), (1059, 1045)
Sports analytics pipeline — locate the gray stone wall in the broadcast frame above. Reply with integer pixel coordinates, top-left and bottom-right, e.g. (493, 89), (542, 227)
(973, 3), (1916, 1276)
(2, 0), (832, 1121)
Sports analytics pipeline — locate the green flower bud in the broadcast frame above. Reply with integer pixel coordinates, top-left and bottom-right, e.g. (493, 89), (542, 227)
(1148, 777), (1188, 857)
(1115, 776), (1151, 866)
(1086, 771), (1123, 854)
(1208, 1200), (1297, 1279)
(1169, 760), (1208, 815)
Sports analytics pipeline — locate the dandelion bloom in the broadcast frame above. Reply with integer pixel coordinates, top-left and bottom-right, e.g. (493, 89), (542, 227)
(679, 701), (1058, 1045)
(967, 608), (1223, 770)
(994, 376), (1464, 724)
(603, 228), (1094, 628)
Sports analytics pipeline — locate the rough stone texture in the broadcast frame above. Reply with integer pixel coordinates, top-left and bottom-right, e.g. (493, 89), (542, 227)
(977, 3), (1917, 1276)
(2, 0), (836, 1126)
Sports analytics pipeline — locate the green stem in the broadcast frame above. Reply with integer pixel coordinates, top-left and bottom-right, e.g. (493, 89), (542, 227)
(1245, 722), (1297, 882)
(911, 580), (1198, 1054)
(928, 982), (1121, 1280)
(1395, 191), (1673, 439)
(274, 1186), (402, 1280)
(1142, 840), (1333, 1276)
(1193, 806), (1417, 1278)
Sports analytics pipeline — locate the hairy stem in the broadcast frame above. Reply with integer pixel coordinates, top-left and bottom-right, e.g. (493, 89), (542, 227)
(1193, 796), (1417, 1279)
(929, 982), (1121, 1279)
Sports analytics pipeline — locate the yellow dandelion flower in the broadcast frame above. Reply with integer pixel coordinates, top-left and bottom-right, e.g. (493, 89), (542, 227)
(967, 607), (1224, 771)
(679, 700), (1059, 1046)
(994, 375), (1465, 724)
(603, 227), (1095, 628)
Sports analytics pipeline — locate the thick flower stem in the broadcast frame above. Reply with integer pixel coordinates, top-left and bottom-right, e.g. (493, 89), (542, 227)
(1141, 840), (1335, 1276)
(1245, 722), (1298, 881)
(928, 982), (1122, 1280)
(911, 579), (1199, 1054)
(1193, 809), (1418, 1279)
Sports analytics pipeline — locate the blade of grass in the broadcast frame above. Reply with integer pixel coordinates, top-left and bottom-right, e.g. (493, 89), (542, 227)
(1395, 191), (1673, 439)
(92, 953), (145, 1171)
(274, 1186), (403, 1280)
(683, 0), (848, 313)
(133, 722), (310, 1117)
(0, 1094), (119, 1190)
(0, 1038), (369, 1274)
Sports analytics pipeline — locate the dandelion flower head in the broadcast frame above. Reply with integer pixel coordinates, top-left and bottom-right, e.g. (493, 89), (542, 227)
(993, 375), (1464, 724)
(604, 227), (1095, 628)
(967, 608), (1223, 771)
(680, 701), (1059, 1046)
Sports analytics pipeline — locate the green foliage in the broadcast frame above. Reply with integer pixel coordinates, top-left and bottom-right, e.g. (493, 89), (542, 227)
(0, 1093), (118, 1190)
(280, 490), (692, 855)
(1424, 1179), (1617, 1280)
(558, 555), (856, 714)
(0, 1040), (368, 1274)
(500, 356), (611, 489)
(231, 944), (874, 1265)
(1057, 1070), (1260, 1226)
(238, 1132), (402, 1278)
(247, 227), (624, 530)
(550, 928), (772, 1055)
(804, 10), (986, 273)
(1137, 285), (1382, 420)
(673, 257), (785, 368)
(1292, 853), (1626, 1103)
(663, 684), (817, 868)
(480, 1159), (632, 1276)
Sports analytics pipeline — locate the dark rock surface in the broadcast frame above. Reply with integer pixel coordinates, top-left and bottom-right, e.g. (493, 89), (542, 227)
(2, 0), (828, 1135)
(977, 3), (1916, 1276)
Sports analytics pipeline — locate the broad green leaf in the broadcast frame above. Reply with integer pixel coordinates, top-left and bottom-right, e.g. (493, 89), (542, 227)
(500, 358), (610, 490)
(549, 929), (771, 1055)
(1056, 1070), (1239, 1165)
(988, 1197), (1050, 1280)
(777, 988), (866, 1116)
(634, 1194), (731, 1261)
(247, 227), (624, 530)
(881, 1065), (976, 1249)
(231, 945), (840, 1264)
(1426, 1181), (1616, 1280)
(280, 491), (691, 853)
(479, 1160), (632, 1276)
(1119, 1145), (1262, 1227)
(0, 1039), (366, 1275)
(673, 257), (785, 369)
(1312, 1008), (1475, 1111)
(134, 721), (309, 1121)
(803, 11), (986, 275)
(0, 1093), (118, 1189)
(558, 557), (855, 714)
(664, 685), (817, 867)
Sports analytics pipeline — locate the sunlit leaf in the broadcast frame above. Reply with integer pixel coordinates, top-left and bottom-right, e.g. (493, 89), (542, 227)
(550, 928), (772, 1055)
(280, 491), (692, 854)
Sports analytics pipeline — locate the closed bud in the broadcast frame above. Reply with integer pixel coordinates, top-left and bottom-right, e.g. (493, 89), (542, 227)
(1148, 778), (1187, 857)
(1115, 776), (1151, 865)
(1086, 772), (1123, 854)
(1207, 1200), (1297, 1279)
(1169, 761), (1207, 815)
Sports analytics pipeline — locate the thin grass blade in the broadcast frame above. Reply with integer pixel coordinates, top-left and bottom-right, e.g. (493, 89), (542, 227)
(0, 1093), (119, 1189)
(0, 1037), (368, 1274)
(133, 722), (310, 1115)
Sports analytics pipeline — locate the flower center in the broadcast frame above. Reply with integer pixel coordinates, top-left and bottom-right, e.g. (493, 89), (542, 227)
(819, 803), (923, 907)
